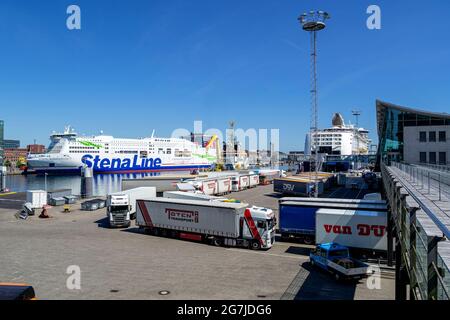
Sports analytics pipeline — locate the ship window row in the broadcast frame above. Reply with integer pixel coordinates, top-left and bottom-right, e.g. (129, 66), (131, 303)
(115, 150), (138, 154)
(69, 151), (100, 154)
(69, 146), (97, 150)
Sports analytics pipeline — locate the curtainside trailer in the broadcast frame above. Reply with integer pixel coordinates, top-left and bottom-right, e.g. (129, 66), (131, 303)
(279, 200), (387, 244)
(136, 198), (276, 250)
(316, 208), (387, 251)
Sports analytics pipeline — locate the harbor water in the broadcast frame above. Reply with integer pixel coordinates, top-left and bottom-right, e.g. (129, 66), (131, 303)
(5, 172), (190, 197)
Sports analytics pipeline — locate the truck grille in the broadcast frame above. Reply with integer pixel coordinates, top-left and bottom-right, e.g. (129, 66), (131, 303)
(113, 214), (125, 225)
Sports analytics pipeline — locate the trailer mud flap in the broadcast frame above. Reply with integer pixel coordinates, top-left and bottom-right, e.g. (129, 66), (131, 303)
(137, 200), (153, 227)
(244, 209), (263, 246)
(180, 233), (202, 242)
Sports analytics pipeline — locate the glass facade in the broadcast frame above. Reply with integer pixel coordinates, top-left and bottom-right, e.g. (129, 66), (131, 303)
(377, 101), (450, 166)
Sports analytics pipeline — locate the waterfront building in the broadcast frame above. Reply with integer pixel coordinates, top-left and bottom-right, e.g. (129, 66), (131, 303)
(3, 139), (20, 149)
(27, 144), (46, 154)
(376, 100), (450, 166)
(3, 148), (28, 168)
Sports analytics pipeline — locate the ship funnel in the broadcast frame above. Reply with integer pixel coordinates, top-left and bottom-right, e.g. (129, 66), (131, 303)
(332, 113), (345, 127)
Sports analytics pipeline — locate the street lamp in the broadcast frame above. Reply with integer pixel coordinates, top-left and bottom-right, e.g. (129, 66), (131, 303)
(298, 10), (330, 198)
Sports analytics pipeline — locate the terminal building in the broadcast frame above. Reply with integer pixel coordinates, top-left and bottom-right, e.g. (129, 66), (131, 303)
(377, 100), (450, 300)
(376, 100), (450, 166)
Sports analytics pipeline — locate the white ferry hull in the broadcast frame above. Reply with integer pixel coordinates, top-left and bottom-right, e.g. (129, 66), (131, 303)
(26, 128), (217, 175)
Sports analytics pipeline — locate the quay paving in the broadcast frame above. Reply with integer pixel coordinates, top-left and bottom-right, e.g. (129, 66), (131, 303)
(0, 184), (394, 300)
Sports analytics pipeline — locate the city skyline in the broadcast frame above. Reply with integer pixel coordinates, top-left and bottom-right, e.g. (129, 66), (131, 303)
(0, 1), (450, 151)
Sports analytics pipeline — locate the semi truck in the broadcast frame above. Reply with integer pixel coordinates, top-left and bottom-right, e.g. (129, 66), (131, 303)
(136, 198), (276, 250)
(310, 243), (371, 281)
(278, 199), (387, 245)
(106, 187), (156, 228)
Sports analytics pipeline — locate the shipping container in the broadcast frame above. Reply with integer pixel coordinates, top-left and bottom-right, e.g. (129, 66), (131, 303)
(274, 178), (323, 196)
(26, 190), (47, 209)
(49, 197), (65, 206)
(316, 208), (387, 251)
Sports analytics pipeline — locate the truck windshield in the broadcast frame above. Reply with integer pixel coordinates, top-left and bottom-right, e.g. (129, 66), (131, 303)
(110, 205), (128, 213)
(328, 250), (349, 258)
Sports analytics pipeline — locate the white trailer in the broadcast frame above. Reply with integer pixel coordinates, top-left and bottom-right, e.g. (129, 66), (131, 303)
(136, 198), (276, 250)
(216, 177), (232, 194)
(239, 175), (250, 189)
(201, 179), (218, 195)
(231, 175), (250, 192)
(163, 191), (226, 202)
(316, 208), (387, 251)
(249, 174), (259, 188)
(107, 187), (156, 227)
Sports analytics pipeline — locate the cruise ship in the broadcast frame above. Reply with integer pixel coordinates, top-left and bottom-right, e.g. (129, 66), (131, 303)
(27, 127), (218, 174)
(305, 113), (371, 156)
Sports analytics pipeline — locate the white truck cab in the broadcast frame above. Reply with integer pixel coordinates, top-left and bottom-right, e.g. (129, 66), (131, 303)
(107, 187), (156, 228)
(242, 206), (276, 249)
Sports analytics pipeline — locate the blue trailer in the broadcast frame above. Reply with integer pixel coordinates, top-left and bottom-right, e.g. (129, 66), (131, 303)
(279, 199), (387, 244)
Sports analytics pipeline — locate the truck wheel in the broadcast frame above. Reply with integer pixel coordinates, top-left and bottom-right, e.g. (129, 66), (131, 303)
(213, 238), (222, 247)
(303, 237), (314, 245)
(250, 241), (261, 250)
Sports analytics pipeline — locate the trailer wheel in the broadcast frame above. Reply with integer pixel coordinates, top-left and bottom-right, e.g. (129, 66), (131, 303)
(250, 241), (261, 250)
(213, 238), (222, 247)
(303, 237), (314, 245)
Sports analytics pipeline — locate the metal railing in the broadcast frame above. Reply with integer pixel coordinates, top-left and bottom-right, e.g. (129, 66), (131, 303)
(416, 162), (450, 173)
(381, 162), (450, 300)
(392, 162), (450, 202)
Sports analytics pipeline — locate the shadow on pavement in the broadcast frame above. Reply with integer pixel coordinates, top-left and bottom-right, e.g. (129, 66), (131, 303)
(285, 246), (312, 257)
(121, 227), (143, 234)
(264, 193), (284, 199)
(294, 262), (358, 300)
(95, 217), (111, 228)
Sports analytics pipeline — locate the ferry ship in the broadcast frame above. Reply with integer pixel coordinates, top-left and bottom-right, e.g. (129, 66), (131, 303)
(27, 126), (218, 174)
(305, 113), (371, 156)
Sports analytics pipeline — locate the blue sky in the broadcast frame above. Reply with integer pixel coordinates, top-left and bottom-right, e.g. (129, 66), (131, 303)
(0, 0), (449, 151)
